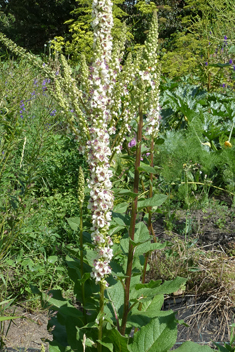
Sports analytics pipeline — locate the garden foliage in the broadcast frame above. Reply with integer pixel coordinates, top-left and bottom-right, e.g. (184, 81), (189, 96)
(0, 0), (235, 351)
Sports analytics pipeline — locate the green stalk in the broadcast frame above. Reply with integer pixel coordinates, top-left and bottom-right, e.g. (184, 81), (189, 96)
(98, 282), (105, 352)
(138, 138), (154, 314)
(120, 105), (143, 335)
(79, 205), (87, 324)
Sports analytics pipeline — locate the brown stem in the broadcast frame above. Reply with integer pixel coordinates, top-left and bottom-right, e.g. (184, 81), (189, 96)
(120, 105), (143, 335)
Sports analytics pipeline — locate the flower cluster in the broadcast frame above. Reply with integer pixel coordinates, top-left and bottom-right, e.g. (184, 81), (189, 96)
(87, 128), (114, 283)
(84, 0), (116, 284)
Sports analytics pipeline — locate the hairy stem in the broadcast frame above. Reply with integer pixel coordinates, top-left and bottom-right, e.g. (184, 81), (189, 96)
(120, 105), (143, 335)
(98, 282), (105, 352)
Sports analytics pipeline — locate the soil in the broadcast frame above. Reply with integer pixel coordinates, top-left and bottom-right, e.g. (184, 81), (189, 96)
(2, 307), (52, 351)
(2, 205), (235, 351)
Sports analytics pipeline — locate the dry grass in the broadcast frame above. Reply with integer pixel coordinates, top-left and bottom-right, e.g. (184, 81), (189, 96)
(149, 237), (235, 340)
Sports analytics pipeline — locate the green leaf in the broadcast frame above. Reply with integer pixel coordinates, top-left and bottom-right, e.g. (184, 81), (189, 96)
(66, 216), (80, 231)
(130, 314), (177, 352)
(135, 280), (163, 290)
(209, 63), (231, 68)
(107, 281), (124, 315)
(131, 277), (187, 299)
(138, 162), (158, 174)
(212, 342), (229, 352)
(49, 343), (65, 352)
(133, 294), (164, 316)
(0, 316), (21, 321)
(135, 241), (166, 256)
(229, 45), (235, 54)
(107, 328), (130, 352)
(109, 225), (125, 236)
(48, 255), (58, 264)
(116, 189), (139, 198)
(175, 342), (214, 351)
(113, 202), (129, 213)
(155, 138), (165, 145)
(112, 212), (130, 226)
(131, 222), (150, 246)
(137, 194), (167, 210)
(97, 340), (113, 352)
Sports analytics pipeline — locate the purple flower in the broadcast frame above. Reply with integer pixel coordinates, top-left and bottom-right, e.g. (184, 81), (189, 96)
(222, 83), (226, 88)
(229, 59), (233, 64)
(233, 66), (235, 71)
(50, 109), (57, 116)
(205, 62), (208, 66)
(224, 35), (227, 40)
(128, 138), (137, 148)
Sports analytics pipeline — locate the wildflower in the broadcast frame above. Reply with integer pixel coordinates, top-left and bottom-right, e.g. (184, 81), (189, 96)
(224, 140), (232, 147)
(230, 59), (233, 64)
(50, 109), (57, 116)
(205, 62), (208, 66)
(128, 138), (137, 148)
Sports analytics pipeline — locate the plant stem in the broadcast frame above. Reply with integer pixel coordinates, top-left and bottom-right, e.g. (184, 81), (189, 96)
(79, 206), (87, 324)
(98, 282), (105, 352)
(120, 105), (143, 335)
(139, 138), (154, 313)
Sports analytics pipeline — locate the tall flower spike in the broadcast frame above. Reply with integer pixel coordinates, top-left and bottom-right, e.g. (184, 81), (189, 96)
(88, 0), (114, 285)
(78, 166), (85, 205)
(143, 11), (161, 138)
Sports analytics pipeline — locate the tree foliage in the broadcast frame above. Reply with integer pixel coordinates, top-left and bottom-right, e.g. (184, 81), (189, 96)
(160, 0), (235, 78)
(0, 0), (77, 54)
(51, 0), (130, 62)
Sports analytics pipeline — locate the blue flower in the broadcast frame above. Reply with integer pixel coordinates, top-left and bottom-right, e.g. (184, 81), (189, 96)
(50, 109), (57, 116)
(205, 62), (208, 66)
(230, 59), (233, 64)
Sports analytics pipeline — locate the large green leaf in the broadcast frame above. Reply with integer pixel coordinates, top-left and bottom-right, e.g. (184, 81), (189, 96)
(138, 162), (158, 174)
(48, 315), (68, 350)
(107, 280), (124, 315)
(131, 277), (187, 299)
(113, 202), (129, 213)
(137, 194), (167, 210)
(129, 313), (177, 352)
(115, 189), (139, 198)
(175, 341), (214, 351)
(107, 328), (130, 352)
(66, 216), (80, 231)
(135, 241), (166, 256)
(132, 222), (150, 245)
(112, 212), (131, 226)
(109, 225), (125, 236)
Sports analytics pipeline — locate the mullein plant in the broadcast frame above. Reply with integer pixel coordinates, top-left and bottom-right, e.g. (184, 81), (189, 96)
(0, 4), (207, 352)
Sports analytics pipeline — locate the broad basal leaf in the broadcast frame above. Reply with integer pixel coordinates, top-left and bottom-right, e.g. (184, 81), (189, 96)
(129, 314), (177, 352)
(175, 341), (214, 351)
